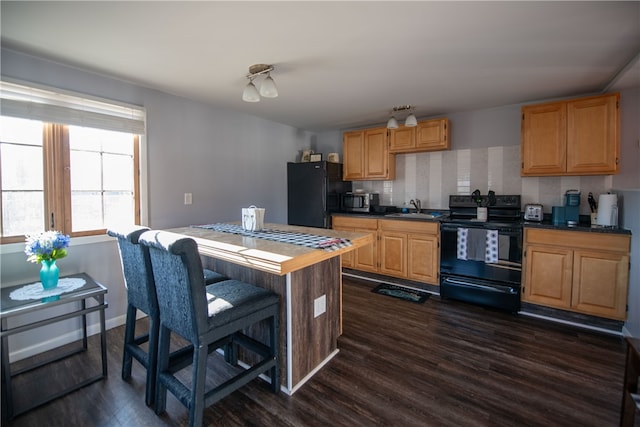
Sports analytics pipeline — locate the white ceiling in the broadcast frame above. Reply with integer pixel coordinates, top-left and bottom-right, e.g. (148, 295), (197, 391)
(1, 1), (639, 132)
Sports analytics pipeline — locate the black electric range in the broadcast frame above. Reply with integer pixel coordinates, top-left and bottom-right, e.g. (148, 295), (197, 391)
(439, 194), (523, 313)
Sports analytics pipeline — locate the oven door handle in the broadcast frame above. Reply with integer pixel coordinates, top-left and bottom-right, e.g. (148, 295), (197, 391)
(443, 278), (518, 294)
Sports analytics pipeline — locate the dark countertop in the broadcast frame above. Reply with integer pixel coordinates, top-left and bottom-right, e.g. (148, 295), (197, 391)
(523, 220), (631, 235)
(332, 212), (391, 218)
(333, 211), (632, 235)
(332, 211), (446, 222)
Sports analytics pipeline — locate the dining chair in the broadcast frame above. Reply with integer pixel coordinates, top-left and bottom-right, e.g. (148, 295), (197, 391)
(107, 225), (228, 406)
(138, 230), (280, 427)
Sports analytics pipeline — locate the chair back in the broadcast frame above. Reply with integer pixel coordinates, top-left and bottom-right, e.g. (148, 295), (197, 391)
(139, 230), (208, 341)
(107, 225), (157, 317)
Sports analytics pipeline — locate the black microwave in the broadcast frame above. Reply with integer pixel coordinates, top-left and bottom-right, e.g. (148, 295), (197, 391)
(341, 192), (380, 213)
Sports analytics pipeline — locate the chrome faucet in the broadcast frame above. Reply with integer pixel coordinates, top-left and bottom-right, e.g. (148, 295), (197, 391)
(410, 199), (421, 213)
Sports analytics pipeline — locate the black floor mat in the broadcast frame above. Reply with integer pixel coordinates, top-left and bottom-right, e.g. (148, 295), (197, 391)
(371, 284), (430, 304)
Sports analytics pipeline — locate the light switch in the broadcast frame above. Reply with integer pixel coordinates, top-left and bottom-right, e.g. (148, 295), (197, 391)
(314, 295), (326, 318)
(184, 193), (192, 205)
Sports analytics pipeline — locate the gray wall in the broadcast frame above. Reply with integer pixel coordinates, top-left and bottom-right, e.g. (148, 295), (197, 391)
(619, 190), (640, 338)
(143, 91), (315, 229)
(615, 88), (640, 337)
(447, 104), (522, 149)
(613, 87), (640, 190)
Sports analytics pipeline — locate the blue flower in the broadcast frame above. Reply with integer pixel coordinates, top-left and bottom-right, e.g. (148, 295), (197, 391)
(24, 230), (70, 263)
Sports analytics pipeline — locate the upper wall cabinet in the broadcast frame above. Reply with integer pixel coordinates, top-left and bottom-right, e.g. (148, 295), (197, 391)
(521, 93), (619, 176)
(343, 127), (395, 180)
(389, 118), (450, 153)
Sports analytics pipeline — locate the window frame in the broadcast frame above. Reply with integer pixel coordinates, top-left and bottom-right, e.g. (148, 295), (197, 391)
(1, 121), (141, 244)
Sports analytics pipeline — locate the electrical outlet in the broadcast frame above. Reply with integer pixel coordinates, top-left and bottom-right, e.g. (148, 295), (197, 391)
(184, 193), (192, 205)
(314, 295), (326, 318)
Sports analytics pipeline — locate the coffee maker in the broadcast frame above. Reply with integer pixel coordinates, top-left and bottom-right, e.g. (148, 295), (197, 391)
(564, 190), (581, 226)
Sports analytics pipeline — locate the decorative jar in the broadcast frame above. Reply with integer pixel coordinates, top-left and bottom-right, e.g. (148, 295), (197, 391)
(40, 259), (60, 290)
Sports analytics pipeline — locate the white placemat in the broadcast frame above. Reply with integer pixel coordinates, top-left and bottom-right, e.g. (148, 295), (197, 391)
(9, 277), (86, 301)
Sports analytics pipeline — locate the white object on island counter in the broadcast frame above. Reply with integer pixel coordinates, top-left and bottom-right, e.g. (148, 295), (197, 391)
(242, 205), (265, 231)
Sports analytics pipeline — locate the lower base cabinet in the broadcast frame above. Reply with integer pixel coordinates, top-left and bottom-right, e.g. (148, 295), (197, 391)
(523, 228), (630, 320)
(333, 215), (440, 286)
(379, 230), (405, 277)
(332, 216), (378, 273)
(407, 232), (440, 284)
(379, 219), (439, 284)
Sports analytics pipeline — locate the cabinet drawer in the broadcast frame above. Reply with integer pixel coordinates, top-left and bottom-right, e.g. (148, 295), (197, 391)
(332, 216), (378, 230)
(525, 228), (629, 253)
(379, 219), (438, 234)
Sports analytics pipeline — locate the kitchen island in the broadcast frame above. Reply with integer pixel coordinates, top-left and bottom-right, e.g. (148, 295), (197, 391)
(167, 223), (373, 394)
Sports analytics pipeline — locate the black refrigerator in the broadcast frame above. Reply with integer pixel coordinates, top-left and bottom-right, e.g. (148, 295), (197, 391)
(287, 161), (352, 228)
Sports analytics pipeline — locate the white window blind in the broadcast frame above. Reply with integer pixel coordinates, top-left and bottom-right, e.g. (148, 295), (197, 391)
(0, 80), (145, 134)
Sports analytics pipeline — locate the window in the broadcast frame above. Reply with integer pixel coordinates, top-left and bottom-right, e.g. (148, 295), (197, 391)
(68, 126), (139, 233)
(0, 117), (44, 237)
(0, 81), (144, 244)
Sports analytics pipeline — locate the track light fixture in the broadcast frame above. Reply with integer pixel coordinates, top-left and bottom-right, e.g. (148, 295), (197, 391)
(242, 64), (278, 102)
(387, 105), (417, 129)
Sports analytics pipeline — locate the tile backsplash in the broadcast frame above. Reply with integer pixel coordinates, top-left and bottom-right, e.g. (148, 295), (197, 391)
(351, 145), (613, 214)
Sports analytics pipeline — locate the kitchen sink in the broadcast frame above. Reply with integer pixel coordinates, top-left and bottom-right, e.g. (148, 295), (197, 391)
(384, 212), (443, 220)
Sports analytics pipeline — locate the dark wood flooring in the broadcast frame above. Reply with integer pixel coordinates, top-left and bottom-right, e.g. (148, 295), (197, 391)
(4, 277), (630, 427)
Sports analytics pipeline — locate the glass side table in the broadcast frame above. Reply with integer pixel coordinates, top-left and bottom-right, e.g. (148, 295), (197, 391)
(1, 272), (108, 420)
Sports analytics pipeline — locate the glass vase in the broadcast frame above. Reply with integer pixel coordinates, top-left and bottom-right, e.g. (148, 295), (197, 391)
(40, 259), (59, 290)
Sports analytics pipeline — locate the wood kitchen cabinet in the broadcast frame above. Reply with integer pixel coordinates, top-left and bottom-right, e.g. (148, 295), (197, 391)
(332, 215), (440, 285)
(379, 230), (406, 277)
(407, 231), (440, 284)
(378, 219), (440, 285)
(389, 125), (415, 153)
(331, 216), (378, 273)
(343, 127), (395, 180)
(343, 130), (364, 180)
(521, 93), (619, 176)
(416, 118), (450, 152)
(523, 228), (630, 320)
(389, 118), (450, 153)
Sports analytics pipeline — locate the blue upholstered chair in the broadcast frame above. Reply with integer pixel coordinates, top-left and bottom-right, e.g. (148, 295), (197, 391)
(107, 225), (227, 406)
(138, 230), (280, 427)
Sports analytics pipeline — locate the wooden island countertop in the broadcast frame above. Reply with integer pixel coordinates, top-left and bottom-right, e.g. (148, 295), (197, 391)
(168, 223), (373, 275)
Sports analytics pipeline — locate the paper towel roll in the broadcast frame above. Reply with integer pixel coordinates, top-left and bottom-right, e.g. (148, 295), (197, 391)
(596, 194), (618, 226)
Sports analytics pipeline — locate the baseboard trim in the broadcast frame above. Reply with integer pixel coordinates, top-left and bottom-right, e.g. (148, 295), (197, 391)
(287, 348), (340, 395)
(518, 310), (623, 336)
